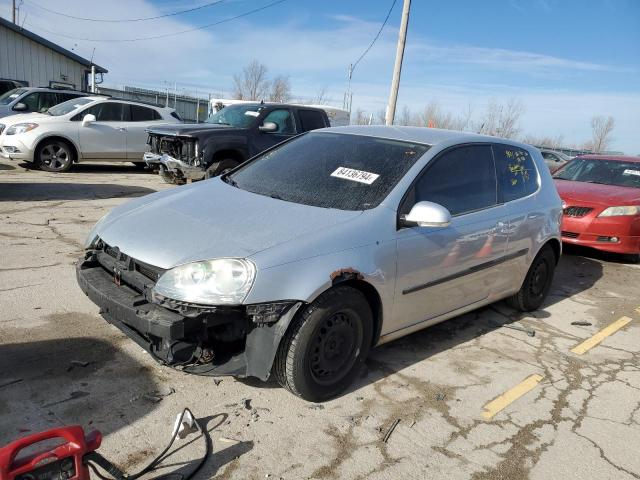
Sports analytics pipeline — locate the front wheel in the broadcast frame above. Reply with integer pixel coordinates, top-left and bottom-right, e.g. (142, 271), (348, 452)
(204, 159), (238, 179)
(507, 245), (556, 311)
(36, 140), (73, 172)
(274, 286), (373, 402)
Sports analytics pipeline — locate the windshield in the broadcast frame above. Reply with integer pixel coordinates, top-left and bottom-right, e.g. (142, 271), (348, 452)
(554, 157), (640, 189)
(226, 132), (430, 210)
(0, 88), (27, 105)
(205, 103), (263, 127)
(47, 97), (94, 116)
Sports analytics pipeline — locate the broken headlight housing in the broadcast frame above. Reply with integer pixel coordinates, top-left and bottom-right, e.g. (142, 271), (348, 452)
(154, 258), (256, 305)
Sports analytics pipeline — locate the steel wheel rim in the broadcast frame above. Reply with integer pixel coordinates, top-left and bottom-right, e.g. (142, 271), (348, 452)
(41, 144), (70, 171)
(530, 260), (549, 298)
(309, 311), (362, 386)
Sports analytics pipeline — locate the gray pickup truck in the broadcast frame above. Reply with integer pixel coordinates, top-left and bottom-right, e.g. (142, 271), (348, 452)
(144, 102), (332, 183)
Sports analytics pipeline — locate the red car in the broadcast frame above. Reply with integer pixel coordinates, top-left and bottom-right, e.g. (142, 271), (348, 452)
(553, 155), (640, 262)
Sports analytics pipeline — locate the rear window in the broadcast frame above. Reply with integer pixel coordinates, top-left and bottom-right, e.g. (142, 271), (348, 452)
(298, 109), (327, 131)
(130, 104), (159, 121)
(227, 132), (429, 211)
(494, 144), (539, 202)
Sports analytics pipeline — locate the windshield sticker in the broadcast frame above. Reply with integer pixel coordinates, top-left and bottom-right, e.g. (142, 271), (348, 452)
(623, 169), (640, 177)
(244, 110), (260, 117)
(331, 167), (379, 185)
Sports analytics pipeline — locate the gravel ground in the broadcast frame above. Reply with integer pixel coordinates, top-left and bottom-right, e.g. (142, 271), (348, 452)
(1, 159), (639, 480)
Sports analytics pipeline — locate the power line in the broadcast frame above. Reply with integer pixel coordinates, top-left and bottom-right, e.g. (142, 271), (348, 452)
(351, 0), (398, 73)
(24, 0), (286, 42)
(25, 0), (226, 22)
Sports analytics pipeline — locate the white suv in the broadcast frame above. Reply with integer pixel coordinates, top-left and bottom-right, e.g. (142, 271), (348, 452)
(0, 96), (181, 172)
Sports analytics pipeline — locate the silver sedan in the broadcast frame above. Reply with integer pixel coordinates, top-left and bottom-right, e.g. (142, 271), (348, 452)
(77, 126), (562, 401)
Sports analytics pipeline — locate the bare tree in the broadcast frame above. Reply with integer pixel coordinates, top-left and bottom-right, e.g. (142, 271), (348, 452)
(233, 60), (270, 100)
(311, 86), (329, 105)
(269, 75), (291, 103)
(375, 109), (386, 125)
(477, 98), (524, 139)
(590, 115), (615, 153)
(353, 109), (370, 125)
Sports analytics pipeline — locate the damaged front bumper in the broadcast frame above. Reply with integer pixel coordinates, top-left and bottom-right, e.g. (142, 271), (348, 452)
(76, 253), (302, 380)
(143, 152), (206, 182)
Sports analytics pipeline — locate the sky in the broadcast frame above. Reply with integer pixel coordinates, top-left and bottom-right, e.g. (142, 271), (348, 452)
(1, 0), (639, 153)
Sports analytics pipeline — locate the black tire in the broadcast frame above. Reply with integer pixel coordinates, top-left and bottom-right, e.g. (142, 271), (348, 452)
(623, 253), (640, 264)
(507, 245), (556, 312)
(36, 139), (74, 172)
(274, 286), (373, 402)
(204, 159), (238, 179)
(132, 162), (147, 169)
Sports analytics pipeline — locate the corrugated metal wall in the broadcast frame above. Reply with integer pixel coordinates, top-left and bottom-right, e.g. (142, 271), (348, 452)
(0, 24), (88, 90)
(97, 86), (210, 123)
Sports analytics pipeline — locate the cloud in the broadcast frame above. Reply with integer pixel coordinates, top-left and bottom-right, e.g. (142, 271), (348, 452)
(0, 0), (637, 152)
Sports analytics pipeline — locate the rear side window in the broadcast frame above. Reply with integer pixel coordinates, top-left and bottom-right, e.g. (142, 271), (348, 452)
(494, 144), (538, 202)
(298, 109), (327, 131)
(170, 111), (182, 120)
(130, 105), (158, 121)
(406, 145), (497, 217)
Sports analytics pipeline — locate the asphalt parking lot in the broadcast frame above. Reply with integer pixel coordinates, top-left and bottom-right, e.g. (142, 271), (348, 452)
(1, 159), (639, 480)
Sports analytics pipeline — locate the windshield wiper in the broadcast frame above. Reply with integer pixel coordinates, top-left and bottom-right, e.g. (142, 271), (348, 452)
(222, 176), (238, 187)
(584, 180), (610, 185)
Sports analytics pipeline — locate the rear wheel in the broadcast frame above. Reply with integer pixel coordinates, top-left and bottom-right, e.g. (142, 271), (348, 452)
(132, 162), (147, 170)
(204, 159), (238, 179)
(507, 245), (556, 311)
(36, 140), (73, 172)
(274, 286), (373, 402)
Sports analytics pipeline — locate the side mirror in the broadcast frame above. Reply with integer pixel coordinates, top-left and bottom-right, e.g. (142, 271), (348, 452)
(259, 121), (278, 133)
(82, 114), (96, 127)
(400, 201), (452, 228)
(13, 102), (27, 112)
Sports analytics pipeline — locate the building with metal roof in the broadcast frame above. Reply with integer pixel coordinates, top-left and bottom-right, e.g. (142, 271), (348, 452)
(0, 16), (107, 92)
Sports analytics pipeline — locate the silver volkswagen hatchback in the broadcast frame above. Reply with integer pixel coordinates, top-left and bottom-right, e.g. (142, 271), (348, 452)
(77, 126), (562, 401)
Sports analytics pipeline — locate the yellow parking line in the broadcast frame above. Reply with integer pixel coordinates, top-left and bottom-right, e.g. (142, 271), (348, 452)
(482, 374), (543, 420)
(570, 316), (632, 355)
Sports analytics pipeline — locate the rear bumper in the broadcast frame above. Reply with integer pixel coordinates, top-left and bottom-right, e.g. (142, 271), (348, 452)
(76, 258), (301, 379)
(143, 152), (205, 181)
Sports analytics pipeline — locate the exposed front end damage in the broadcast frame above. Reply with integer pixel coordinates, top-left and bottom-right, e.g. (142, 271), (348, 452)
(76, 239), (303, 380)
(144, 133), (206, 183)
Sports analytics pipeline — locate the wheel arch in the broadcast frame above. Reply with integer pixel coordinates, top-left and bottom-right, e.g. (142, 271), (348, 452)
(328, 277), (383, 348)
(540, 237), (561, 264)
(34, 135), (80, 163)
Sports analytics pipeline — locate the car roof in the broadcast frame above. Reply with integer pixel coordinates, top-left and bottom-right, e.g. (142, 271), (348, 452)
(84, 96), (175, 111)
(318, 125), (529, 148)
(576, 154), (640, 163)
(15, 87), (88, 94)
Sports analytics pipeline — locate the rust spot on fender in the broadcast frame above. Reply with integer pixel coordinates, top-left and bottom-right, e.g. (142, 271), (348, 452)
(330, 267), (364, 282)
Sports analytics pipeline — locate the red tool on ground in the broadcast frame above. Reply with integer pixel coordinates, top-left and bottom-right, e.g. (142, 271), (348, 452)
(0, 426), (105, 480)
(0, 408), (210, 480)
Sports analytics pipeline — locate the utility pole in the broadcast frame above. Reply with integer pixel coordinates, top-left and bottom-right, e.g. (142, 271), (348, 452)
(385, 0), (411, 126)
(12, 0), (16, 23)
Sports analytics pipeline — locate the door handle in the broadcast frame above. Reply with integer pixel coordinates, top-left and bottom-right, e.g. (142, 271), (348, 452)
(117, 127), (127, 132)
(496, 221), (508, 234)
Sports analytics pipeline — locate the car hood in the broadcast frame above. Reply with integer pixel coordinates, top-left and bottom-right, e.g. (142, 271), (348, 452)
(0, 112), (52, 125)
(146, 123), (245, 137)
(554, 179), (640, 206)
(93, 178), (363, 270)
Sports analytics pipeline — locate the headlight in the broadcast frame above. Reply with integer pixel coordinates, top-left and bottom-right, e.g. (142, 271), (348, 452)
(6, 123), (39, 135)
(598, 206), (640, 217)
(154, 258), (256, 305)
